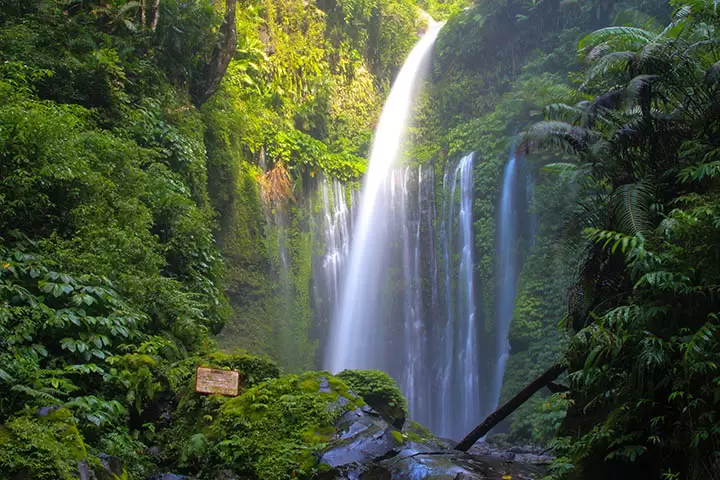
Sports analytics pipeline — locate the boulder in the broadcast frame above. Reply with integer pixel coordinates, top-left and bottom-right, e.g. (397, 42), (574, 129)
(336, 370), (407, 429)
(318, 406), (547, 479)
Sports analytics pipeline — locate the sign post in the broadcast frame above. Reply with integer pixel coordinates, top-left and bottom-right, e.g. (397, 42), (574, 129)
(194, 366), (241, 396)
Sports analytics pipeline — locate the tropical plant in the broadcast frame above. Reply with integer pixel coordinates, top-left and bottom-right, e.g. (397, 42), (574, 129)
(522, 1), (720, 477)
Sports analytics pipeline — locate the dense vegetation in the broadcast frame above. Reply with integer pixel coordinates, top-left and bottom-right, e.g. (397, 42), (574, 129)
(3, 0), (720, 478)
(525, 2), (720, 478)
(0, 0), (419, 477)
(417, 0), (720, 477)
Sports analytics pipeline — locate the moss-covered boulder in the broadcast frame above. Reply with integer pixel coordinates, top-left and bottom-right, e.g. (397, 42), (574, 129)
(160, 351), (280, 470)
(204, 372), (363, 479)
(337, 369), (407, 429)
(0, 408), (89, 479)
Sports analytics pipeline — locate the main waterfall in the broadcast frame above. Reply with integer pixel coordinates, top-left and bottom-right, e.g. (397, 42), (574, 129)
(325, 22), (442, 373)
(322, 22), (524, 441)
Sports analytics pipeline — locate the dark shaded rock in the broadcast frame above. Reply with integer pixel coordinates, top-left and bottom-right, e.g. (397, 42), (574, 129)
(147, 474), (190, 480)
(96, 454), (123, 480)
(77, 460), (97, 480)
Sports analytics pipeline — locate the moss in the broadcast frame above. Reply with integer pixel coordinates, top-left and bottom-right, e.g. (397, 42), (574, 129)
(391, 429), (405, 444)
(200, 351), (281, 386)
(204, 372), (362, 479)
(0, 408), (89, 480)
(403, 420), (438, 444)
(337, 370), (408, 428)
(160, 352), (281, 470)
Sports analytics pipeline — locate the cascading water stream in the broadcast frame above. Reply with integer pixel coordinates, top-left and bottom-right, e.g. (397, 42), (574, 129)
(438, 153), (482, 439)
(320, 178), (355, 308)
(325, 22), (442, 372)
(492, 154), (520, 410)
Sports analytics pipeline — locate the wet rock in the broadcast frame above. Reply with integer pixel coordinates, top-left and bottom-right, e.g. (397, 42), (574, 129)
(469, 442), (553, 466)
(319, 376), (332, 393)
(375, 452), (546, 479)
(147, 474), (190, 480)
(35, 405), (62, 417)
(317, 405), (546, 479)
(319, 407), (401, 471)
(77, 460), (97, 480)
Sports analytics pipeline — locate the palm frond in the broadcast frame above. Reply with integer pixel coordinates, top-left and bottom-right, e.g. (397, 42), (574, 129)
(579, 27), (656, 55)
(611, 182), (656, 235)
(586, 51), (636, 83)
(544, 103), (585, 123)
(520, 121), (594, 155)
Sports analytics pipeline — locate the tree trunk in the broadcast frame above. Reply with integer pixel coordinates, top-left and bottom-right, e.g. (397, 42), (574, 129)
(191, 0), (238, 106)
(150, 0), (160, 31)
(140, 0), (146, 28)
(454, 363), (567, 452)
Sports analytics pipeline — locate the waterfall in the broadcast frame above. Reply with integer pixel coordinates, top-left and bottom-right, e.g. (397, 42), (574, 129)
(320, 178), (355, 309)
(325, 22), (442, 372)
(314, 178), (357, 366)
(438, 153), (482, 440)
(492, 154), (521, 410)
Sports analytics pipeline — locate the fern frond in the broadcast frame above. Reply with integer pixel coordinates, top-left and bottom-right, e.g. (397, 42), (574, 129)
(635, 270), (692, 293)
(544, 103), (585, 123)
(11, 384), (61, 404)
(604, 305), (641, 327)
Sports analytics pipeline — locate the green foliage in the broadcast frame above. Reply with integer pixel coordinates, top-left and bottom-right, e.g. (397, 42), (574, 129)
(160, 352), (280, 472)
(521, 1), (720, 477)
(0, 408), (89, 480)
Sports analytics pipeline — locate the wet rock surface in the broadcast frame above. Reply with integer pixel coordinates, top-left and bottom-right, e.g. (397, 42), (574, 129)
(318, 402), (548, 479)
(469, 443), (554, 466)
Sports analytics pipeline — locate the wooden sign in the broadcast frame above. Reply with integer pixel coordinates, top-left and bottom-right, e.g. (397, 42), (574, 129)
(195, 366), (240, 396)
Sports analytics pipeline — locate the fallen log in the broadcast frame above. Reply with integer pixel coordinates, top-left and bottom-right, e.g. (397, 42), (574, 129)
(454, 363), (567, 452)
